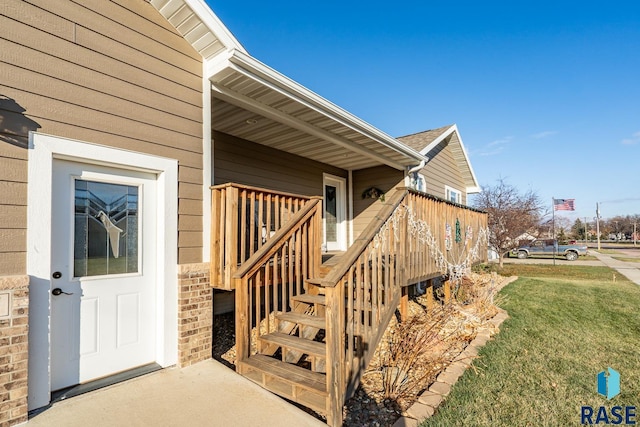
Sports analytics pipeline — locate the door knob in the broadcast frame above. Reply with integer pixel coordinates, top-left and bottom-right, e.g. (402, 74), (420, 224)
(52, 288), (73, 296)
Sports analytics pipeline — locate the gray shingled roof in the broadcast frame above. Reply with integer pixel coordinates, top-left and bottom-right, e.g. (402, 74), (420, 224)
(396, 124), (453, 152)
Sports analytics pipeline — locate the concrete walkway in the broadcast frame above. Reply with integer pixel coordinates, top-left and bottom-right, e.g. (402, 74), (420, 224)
(590, 250), (640, 285)
(26, 360), (326, 427)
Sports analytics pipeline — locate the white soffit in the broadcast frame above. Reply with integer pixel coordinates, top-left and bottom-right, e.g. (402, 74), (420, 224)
(152, 1), (427, 171)
(208, 50), (426, 171)
(150, 0), (246, 60)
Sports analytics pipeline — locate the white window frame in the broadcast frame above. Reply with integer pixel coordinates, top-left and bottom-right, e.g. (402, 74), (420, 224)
(322, 173), (347, 252)
(445, 185), (462, 204)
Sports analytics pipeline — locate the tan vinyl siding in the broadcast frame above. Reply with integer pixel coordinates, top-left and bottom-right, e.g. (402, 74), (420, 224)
(213, 132), (347, 196)
(0, 0), (204, 274)
(420, 137), (467, 204)
(352, 166), (403, 240)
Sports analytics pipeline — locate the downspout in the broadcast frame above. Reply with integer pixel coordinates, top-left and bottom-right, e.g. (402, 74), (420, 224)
(405, 159), (427, 187)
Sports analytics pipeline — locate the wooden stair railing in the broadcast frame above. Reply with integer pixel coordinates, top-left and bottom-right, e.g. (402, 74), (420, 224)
(310, 188), (409, 426)
(211, 183), (311, 290)
(230, 187), (488, 427)
(232, 197), (325, 407)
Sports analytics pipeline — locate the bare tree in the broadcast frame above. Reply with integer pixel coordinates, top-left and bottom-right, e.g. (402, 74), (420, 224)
(472, 178), (544, 267)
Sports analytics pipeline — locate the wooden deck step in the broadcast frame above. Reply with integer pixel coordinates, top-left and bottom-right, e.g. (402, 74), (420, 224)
(239, 355), (327, 414)
(276, 312), (326, 329)
(291, 293), (326, 305)
(259, 332), (326, 358)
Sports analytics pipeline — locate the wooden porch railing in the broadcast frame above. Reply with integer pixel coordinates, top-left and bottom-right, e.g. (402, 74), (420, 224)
(232, 197), (323, 368)
(220, 183), (488, 427)
(210, 183), (311, 290)
(312, 188), (488, 425)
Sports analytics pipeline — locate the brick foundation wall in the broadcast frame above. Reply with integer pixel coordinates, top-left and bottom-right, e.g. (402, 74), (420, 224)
(0, 276), (29, 426)
(177, 263), (212, 367)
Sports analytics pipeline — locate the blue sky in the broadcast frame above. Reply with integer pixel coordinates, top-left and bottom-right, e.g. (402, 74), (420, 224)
(208, 1), (640, 223)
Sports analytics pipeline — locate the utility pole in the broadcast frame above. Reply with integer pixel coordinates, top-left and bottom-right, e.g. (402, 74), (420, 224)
(584, 217), (588, 243)
(596, 202), (601, 251)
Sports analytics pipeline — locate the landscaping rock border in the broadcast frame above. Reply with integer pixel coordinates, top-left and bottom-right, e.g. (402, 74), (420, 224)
(392, 276), (517, 427)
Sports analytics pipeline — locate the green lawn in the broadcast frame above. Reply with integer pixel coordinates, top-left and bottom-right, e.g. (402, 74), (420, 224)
(421, 265), (640, 427)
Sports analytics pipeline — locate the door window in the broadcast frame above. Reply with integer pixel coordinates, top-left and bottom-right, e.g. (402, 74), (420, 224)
(324, 184), (337, 242)
(74, 179), (139, 277)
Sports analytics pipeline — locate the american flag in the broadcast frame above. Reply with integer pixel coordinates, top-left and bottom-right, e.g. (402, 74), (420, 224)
(553, 198), (575, 211)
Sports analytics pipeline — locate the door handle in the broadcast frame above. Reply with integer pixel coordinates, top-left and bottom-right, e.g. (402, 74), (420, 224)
(52, 288), (74, 296)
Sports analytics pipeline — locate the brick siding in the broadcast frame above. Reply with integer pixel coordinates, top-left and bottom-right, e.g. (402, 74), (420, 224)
(0, 276), (29, 427)
(177, 263), (213, 367)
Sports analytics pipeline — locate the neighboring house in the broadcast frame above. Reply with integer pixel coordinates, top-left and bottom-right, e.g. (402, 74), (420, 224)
(398, 124), (481, 205)
(0, 1), (486, 426)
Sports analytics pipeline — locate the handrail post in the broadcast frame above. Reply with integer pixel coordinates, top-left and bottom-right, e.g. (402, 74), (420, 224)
(312, 196), (323, 278)
(325, 284), (345, 427)
(224, 185), (239, 285)
(235, 277), (249, 364)
(211, 187), (222, 286)
(399, 199), (408, 288)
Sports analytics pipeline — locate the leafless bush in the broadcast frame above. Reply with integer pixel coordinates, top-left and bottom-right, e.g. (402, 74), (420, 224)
(379, 306), (452, 400)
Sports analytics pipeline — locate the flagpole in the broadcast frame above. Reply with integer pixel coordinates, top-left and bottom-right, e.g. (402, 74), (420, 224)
(552, 197), (556, 266)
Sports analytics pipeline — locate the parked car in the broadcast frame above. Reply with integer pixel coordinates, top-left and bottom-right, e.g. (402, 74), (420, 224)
(511, 239), (588, 261)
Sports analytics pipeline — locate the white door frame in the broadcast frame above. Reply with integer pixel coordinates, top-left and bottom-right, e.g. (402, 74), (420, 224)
(322, 173), (347, 251)
(27, 133), (178, 410)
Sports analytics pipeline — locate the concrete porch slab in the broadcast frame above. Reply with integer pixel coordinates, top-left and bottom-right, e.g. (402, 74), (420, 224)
(25, 360), (326, 427)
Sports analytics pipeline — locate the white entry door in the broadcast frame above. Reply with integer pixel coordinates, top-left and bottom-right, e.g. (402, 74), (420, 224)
(323, 174), (347, 251)
(50, 159), (157, 391)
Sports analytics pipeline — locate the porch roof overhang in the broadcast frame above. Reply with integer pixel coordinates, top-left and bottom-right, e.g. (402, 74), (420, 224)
(206, 50), (427, 171)
(151, 0), (427, 171)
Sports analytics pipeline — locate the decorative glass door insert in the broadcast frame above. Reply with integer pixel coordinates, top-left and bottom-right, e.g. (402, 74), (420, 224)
(74, 179), (140, 277)
(325, 184), (337, 242)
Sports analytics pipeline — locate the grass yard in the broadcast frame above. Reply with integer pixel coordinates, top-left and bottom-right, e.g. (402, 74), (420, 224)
(421, 264), (640, 427)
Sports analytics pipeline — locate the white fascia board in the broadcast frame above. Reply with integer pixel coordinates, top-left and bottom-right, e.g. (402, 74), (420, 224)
(418, 125), (455, 156)
(225, 50), (426, 164)
(467, 186), (482, 194)
(419, 124), (480, 191)
(183, 0), (247, 54)
(449, 124), (481, 190)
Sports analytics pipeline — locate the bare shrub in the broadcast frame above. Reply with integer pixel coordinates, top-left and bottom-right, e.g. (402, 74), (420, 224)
(379, 306), (451, 400)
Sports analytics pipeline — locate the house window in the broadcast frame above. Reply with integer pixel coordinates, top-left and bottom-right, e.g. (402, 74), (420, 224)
(445, 186), (462, 204)
(411, 173), (427, 192)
